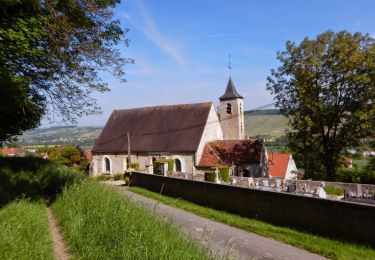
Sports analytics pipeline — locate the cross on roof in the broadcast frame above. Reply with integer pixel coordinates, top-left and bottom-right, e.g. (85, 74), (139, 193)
(227, 54), (232, 76)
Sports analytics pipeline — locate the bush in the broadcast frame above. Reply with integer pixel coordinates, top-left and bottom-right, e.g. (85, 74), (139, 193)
(167, 159), (174, 171)
(336, 165), (375, 184)
(153, 159), (173, 174)
(324, 185), (344, 196)
(112, 173), (124, 180)
(94, 175), (112, 181)
(219, 167), (230, 182)
(128, 162), (140, 171)
(204, 170), (215, 182)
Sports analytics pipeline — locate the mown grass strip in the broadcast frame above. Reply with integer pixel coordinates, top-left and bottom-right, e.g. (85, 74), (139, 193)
(0, 200), (54, 260)
(53, 181), (210, 259)
(129, 186), (375, 260)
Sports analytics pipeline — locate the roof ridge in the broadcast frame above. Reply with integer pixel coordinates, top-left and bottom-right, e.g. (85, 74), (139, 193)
(114, 102), (212, 112)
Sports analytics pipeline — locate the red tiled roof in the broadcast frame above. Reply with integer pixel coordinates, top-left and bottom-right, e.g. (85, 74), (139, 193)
(268, 152), (290, 179)
(0, 148), (26, 156)
(92, 102), (212, 153)
(198, 139), (264, 167)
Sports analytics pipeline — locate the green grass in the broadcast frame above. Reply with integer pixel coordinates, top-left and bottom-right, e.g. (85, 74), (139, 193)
(129, 186), (375, 260)
(0, 200), (54, 260)
(53, 181), (211, 259)
(324, 185), (344, 196)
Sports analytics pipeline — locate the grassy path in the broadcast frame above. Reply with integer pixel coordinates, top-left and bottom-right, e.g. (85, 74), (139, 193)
(47, 207), (70, 260)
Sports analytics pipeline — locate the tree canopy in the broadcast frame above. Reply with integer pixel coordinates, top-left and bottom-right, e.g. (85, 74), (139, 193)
(267, 31), (375, 180)
(0, 0), (132, 142)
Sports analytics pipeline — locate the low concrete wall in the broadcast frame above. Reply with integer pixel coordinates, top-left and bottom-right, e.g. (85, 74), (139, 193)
(131, 172), (375, 247)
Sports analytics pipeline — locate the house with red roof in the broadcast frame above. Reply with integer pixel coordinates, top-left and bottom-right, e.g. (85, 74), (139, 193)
(268, 152), (298, 180)
(198, 139), (268, 177)
(0, 148), (26, 157)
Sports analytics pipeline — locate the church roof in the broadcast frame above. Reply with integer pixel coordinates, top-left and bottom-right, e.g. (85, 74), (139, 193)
(219, 77), (243, 100)
(92, 102), (212, 154)
(198, 139), (264, 167)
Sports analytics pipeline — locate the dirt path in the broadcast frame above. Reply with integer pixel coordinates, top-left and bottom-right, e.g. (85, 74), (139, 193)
(117, 187), (327, 260)
(46, 207), (70, 260)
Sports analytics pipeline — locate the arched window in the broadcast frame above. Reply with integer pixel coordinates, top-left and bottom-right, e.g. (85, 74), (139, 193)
(105, 157), (111, 172)
(226, 103), (232, 114)
(175, 159), (182, 172)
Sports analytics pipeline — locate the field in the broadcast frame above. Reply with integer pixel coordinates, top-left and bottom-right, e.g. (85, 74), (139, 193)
(0, 157), (209, 259)
(244, 114), (289, 137)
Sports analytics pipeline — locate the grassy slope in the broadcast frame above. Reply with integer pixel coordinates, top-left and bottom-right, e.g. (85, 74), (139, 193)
(129, 186), (375, 260)
(245, 114), (288, 137)
(53, 181), (210, 259)
(0, 200), (54, 260)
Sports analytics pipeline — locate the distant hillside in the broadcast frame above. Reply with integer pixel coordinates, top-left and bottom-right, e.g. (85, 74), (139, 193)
(244, 109), (288, 137)
(16, 110), (288, 146)
(244, 109), (281, 116)
(18, 126), (102, 146)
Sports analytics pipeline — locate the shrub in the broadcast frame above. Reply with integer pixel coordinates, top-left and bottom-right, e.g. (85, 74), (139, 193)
(0, 157), (84, 206)
(219, 167), (230, 182)
(167, 159), (174, 171)
(95, 175), (112, 181)
(324, 185), (344, 196)
(113, 173), (124, 180)
(204, 170), (216, 182)
(128, 162), (140, 171)
(153, 159), (173, 174)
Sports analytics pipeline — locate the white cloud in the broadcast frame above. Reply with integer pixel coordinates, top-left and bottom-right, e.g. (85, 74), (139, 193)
(122, 1), (187, 68)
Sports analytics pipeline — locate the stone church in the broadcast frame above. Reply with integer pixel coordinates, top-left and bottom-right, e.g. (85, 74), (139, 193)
(90, 77), (268, 177)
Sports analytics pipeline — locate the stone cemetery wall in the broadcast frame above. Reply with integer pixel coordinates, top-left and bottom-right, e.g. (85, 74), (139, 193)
(131, 172), (375, 247)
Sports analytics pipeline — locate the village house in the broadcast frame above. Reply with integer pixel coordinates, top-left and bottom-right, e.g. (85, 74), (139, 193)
(90, 77), (268, 176)
(0, 148), (26, 157)
(267, 152), (298, 180)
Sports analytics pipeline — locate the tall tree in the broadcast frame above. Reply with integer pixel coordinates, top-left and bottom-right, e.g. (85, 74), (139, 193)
(267, 31), (375, 180)
(0, 0), (133, 142)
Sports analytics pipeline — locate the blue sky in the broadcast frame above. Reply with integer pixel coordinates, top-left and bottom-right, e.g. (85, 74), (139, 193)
(68, 0), (375, 126)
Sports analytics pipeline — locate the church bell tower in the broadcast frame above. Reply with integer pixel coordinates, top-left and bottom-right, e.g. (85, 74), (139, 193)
(219, 77), (245, 140)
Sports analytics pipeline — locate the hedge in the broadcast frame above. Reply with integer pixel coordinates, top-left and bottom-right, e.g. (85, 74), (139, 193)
(153, 159), (174, 175)
(204, 170), (216, 182)
(219, 166), (230, 182)
(128, 162), (140, 171)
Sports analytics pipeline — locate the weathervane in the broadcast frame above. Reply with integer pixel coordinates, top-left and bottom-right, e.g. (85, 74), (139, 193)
(227, 54), (232, 77)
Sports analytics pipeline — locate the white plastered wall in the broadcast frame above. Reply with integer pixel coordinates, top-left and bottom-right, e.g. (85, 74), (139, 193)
(285, 155), (298, 180)
(195, 104), (224, 165)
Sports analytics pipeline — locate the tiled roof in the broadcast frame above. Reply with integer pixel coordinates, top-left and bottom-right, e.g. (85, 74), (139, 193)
(198, 139), (264, 167)
(268, 152), (290, 179)
(92, 102), (212, 153)
(219, 77), (243, 100)
(0, 148), (26, 156)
